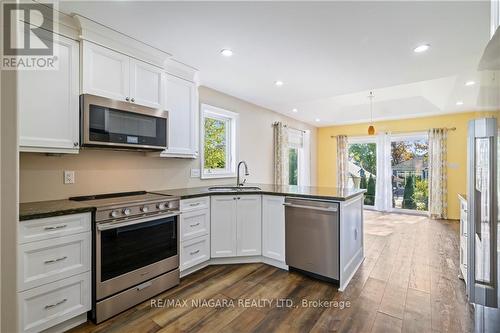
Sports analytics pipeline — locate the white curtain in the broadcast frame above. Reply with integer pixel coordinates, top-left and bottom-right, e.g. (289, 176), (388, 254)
(336, 135), (349, 188)
(273, 122), (289, 185)
(428, 128), (448, 219)
(375, 133), (393, 211)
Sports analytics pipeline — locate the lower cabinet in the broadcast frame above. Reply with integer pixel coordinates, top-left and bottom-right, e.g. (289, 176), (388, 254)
(17, 213), (91, 333)
(211, 195), (261, 258)
(179, 197), (210, 272)
(262, 195), (285, 262)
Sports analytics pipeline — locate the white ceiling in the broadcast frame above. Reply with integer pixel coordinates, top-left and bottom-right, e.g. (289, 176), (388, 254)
(60, 1), (491, 126)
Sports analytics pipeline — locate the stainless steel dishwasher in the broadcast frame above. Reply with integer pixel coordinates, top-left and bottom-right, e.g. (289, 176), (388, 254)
(284, 197), (339, 282)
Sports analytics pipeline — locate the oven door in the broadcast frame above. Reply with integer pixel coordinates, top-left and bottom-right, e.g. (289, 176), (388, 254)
(95, 213), (179, 300)
(81, 94), (168, 150)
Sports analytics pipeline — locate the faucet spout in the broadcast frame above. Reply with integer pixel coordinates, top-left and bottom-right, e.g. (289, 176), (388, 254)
(237, 161), (249, 186)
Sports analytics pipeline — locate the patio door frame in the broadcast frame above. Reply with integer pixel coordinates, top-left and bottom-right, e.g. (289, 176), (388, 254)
(388, 132), (429, 215)
(348, 136), (378, 211)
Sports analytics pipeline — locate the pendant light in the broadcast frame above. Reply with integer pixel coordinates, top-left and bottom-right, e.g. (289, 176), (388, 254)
(368, 91), (375, 135)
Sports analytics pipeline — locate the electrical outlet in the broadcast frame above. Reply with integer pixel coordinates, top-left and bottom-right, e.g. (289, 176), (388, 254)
(64, 170), (75, 184)
(190, 168), (200, 178)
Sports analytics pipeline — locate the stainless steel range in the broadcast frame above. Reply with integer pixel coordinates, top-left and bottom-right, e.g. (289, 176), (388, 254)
(70, 191), (180, 323)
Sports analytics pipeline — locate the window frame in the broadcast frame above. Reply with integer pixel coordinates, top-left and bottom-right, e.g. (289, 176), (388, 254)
(200, 104), (239, 179)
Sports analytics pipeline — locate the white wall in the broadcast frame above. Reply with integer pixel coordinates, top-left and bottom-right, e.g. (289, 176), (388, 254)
(20, 86), (317, 202)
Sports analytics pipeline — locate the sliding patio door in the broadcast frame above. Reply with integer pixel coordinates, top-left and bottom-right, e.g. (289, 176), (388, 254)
(347, 133), (429, 213)
(390, 134), (429, 213)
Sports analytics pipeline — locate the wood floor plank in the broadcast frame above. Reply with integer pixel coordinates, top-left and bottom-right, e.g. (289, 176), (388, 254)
(68, 212), (473, 333)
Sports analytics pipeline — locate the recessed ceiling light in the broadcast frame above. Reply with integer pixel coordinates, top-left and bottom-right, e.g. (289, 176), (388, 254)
(413, 44), (430, 53)
(275, 80), (284, 87)
(456, 101), (464, 106)
(465, 81), (475, 86)
(220, 49), (233, 57)
(315, 118), (321, 122)
(292, 108), (298, 113)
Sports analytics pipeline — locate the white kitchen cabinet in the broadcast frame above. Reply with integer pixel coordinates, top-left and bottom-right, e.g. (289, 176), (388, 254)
(82, 41), (164, 108)
(82, 40), (130, 102)
(19, 32), (80, 153)
(17, 213), (91, 333)
(180, 197), (210, 273)
(129, 59), (164, 108)
(459, 194), (468, 284)
(211, 196), (238, 257)
(180, 235), (210, 271)
(262, 195), (285, 262)
(160, 74), (198, 158)
(211, 195), (261, 258)
(236, 195), (262, 256)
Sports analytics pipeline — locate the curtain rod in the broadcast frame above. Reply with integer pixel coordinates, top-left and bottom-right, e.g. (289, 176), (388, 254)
(272, 122), (307, 133)
(330, 127), (456, 138)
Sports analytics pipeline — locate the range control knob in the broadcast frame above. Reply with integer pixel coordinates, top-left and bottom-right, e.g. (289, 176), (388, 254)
(122, 208), (131, 216)
(140, 206), (149, 213)
(157, 202), (167, 210)
(110, 210), (119, 218)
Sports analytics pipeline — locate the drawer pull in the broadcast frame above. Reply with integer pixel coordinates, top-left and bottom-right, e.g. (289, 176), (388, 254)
(189, 202), (201, 207)
(190, 222), (200, 227)
(136, 281), (152, 291)
(44, 256), (68, 264)
(44, 298), (67, 309)
(190, 249), (200, 255)
(44, 224), (67, 231)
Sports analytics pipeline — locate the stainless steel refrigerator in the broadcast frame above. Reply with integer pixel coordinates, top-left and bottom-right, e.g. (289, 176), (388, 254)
(467, 118), (500, 332)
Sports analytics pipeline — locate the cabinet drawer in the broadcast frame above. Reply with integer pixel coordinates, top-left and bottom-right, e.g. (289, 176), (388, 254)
(19, 213), (91, 244)
(181, 208), (210, 241)
(180, 235), (210, 271)
(18, 232), (91, 291)
(181, 197), (210, 212)
(18, 272), (91, 333)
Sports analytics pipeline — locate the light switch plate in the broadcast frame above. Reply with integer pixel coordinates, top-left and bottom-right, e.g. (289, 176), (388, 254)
(190, 168), (200, 178)
(64, 170), (75, 184)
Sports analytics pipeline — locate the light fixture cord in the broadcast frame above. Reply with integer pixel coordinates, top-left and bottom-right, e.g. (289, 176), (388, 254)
(369, 91), (374, 123)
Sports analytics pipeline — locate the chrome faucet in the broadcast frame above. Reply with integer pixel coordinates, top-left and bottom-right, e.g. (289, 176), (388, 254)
(237, 161), (249, 186)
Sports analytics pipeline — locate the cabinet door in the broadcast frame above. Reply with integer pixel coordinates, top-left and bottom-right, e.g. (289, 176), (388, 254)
(162, 74), (198, 157)
(82, 41), (130, 102)
(211, 196), (237, 257)
(237, 195), (262, 256)
(19, 33), (79, 153)
(262, 196), (285, 261)
(129, 59), (164, 108)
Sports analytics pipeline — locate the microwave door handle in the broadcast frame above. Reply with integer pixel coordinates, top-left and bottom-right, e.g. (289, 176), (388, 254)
(97, 211), (180, 231)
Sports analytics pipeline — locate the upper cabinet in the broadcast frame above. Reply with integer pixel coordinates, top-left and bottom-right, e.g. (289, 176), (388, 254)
(19, 33), (80, 154)
(160, 74), (199, 158)
(81, 41), (164, 109)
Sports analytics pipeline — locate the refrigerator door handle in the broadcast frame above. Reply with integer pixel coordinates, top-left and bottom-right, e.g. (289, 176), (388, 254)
(474, 189), (482, 240)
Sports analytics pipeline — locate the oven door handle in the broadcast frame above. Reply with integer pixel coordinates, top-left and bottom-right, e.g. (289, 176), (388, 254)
(97, 211), (181, 231)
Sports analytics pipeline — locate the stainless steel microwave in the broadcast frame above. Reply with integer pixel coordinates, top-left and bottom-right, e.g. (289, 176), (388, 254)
(80, 94), (168, 150)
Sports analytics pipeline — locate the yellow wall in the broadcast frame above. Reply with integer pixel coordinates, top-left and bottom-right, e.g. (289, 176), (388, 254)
(317, 111), (498, 220)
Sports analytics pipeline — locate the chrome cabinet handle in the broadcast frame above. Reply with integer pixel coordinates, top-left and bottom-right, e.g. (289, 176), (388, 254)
(190, 222), (200, 227)
(125, 97), (130, 101)
(73, 142), (79, 147)
(190, 249), (200, 255)
(44, 224), (67, 231)
(189, 202), (201, 207)
(45, 298), (67, 309)
(44, 256), (67, 264)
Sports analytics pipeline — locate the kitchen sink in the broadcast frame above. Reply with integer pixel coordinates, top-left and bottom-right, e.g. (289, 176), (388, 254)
(208, 186), (262, 192)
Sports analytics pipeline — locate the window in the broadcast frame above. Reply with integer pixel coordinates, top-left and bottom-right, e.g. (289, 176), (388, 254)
(200, 104), (238, 179)
(287, 128), (310, 186)
(348, 139), (377, 206)
(390, 134), (429, 212)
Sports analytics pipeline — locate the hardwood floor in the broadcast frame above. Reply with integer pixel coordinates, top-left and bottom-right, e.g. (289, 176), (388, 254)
(69, 211), (473, 333)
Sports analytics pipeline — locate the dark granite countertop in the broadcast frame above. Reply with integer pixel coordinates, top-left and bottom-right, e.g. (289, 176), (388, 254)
(152, 184), (366, 201)
(19, 184), (365, 221)
(20, 199), (95, 221)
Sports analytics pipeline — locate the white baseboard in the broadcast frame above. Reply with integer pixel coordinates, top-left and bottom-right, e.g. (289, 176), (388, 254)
(41, 313), (87, 333)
